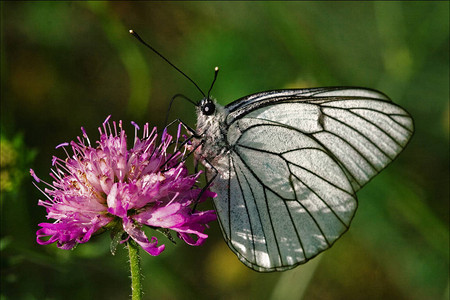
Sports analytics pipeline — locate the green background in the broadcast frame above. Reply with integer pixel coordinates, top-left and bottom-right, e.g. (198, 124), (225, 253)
(1, 2), (448, 299)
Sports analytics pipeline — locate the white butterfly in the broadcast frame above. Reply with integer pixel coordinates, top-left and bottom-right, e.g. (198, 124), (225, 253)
(128, 30), (414, 272)
(194, 87), (414, 272)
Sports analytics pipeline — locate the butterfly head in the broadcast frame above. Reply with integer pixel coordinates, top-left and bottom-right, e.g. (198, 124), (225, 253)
(199, 97), (216, 116)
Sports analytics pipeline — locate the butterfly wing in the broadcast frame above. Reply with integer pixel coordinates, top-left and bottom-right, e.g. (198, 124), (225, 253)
(210, 87), (414, 272)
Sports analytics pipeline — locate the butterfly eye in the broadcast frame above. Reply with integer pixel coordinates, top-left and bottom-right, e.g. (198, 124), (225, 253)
(201, 101), (216, 115)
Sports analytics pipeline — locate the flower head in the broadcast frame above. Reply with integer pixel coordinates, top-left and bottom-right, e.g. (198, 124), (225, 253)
(31, 116), (216, 255)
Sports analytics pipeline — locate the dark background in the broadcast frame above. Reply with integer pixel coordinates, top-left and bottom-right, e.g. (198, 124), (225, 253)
(1, 2), (448, 299)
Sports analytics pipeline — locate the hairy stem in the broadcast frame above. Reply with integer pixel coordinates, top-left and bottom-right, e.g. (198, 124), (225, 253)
(128, 240), (142, 300)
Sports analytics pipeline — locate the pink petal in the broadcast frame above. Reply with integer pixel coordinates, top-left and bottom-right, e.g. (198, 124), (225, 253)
(134, 203), (186, 228)
(122, 218), (165, 256)
(107, 183), (126, 217)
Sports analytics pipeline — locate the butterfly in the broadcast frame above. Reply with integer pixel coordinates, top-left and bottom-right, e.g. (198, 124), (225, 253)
(129, 30), (414, 272)
(193, 87), (414, 272)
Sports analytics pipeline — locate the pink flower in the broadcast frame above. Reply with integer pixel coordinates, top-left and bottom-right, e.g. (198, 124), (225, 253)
(31, 116), (216, 255)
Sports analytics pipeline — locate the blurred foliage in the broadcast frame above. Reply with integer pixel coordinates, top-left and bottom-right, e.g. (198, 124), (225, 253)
(0, 133), (36, 194)
(1, 1), (448, 300)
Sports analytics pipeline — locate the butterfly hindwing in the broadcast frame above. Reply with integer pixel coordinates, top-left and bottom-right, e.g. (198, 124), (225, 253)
(213, 116), (358, 271)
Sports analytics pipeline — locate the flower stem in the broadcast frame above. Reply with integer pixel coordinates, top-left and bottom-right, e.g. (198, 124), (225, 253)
(128, 240), (142, 300)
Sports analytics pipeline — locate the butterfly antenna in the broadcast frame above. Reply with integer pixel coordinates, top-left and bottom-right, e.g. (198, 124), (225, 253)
(207, 67), (219, 99)
(129, 29), (206, 97)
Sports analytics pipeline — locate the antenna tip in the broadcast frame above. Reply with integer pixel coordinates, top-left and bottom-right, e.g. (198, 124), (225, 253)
(129, 30), (141, 40)
(214, 66), (219, 71)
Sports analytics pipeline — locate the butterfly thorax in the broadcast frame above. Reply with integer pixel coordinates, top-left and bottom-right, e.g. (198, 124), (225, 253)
(194, 100), (229, 164)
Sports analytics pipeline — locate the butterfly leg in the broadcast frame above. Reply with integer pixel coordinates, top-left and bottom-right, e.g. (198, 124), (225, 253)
(164, 118), (202, 139)
(160, 119), (202, 171)
(163, 94), (197, 128)
(192, 155), (218, 212)
(160, 119), (216, 211)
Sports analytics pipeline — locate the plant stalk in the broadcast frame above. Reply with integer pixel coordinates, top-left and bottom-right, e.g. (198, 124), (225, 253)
(128, 240), (142, 300)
